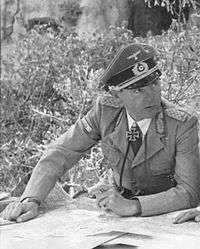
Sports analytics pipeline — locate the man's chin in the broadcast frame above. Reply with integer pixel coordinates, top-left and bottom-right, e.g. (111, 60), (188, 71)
(129, 105), (161, 120)
(134, 112), (156, 121)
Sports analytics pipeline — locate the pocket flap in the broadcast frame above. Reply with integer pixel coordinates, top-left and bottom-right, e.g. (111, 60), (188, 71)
(150, 160), (173, 175)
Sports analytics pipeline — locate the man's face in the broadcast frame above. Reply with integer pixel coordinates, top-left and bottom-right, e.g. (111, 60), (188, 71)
(116, 80), (162, 121)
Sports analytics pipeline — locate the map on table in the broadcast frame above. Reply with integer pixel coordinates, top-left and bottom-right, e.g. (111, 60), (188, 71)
(1, 197), (200, 249)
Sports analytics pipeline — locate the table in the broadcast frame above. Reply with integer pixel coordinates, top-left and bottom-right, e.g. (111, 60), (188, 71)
(1, 195), (200, 249)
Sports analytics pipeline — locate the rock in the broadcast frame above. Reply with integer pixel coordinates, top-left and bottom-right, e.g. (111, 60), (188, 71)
(190, 13), (200, 28)
(20, 0), (65, 29)
(127, 0), (190, 37)
(76, 0), (130, 39)
(1, 0), (81, 42)
(1, 0), (22, 41)
(0, 0), (198, 44)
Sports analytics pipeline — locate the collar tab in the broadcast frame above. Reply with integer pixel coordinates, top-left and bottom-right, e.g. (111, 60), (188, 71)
(100, 94), (122, 108)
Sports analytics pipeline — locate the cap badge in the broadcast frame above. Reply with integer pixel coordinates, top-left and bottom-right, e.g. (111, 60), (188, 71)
(132, 62), (149, 76)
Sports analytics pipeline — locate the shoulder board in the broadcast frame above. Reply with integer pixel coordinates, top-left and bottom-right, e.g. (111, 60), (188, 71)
(100, 95), (122, 108)
(165, 108), (191, 122)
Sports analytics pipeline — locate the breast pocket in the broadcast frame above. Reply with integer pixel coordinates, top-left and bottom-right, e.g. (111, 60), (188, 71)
(150, 161), (174, 176)
(101, 141), (120, 168)
(149, 150), (174, 176)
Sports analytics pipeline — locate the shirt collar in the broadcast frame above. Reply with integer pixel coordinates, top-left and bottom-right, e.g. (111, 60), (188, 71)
(126, 110), (151, 136)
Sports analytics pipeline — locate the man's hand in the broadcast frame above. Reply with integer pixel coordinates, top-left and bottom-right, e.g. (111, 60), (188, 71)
(88, 169), (114, 198)
(1, 201), (39, 223)
(173, 207), (200, 224)
(88, 181), (110, 197)
(97, 188), (141, 217)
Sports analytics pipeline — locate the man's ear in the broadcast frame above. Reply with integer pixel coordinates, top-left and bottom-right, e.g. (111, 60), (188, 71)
(109, 89), (121, 99)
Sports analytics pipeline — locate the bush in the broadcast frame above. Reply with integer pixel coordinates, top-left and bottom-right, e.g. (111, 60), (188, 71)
(1, 24), (200, 195)
(0, 25), (134, 194)
(136, 24), (200, 115)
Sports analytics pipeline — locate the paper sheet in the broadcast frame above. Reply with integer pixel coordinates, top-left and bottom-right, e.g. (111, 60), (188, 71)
(0, 217), (16, 226)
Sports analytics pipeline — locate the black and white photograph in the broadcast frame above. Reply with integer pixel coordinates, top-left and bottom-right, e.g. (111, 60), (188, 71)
(1, 0), (200, 248)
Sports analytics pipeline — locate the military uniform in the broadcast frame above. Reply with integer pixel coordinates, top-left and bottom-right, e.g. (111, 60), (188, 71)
(20, 43), (200, 216)
(21, 94), (200, 216)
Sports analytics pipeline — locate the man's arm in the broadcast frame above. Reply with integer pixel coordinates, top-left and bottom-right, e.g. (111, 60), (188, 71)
(1, 98), (102, 222)
(21, 99), (102, 203)
(137, 116), (200, 216)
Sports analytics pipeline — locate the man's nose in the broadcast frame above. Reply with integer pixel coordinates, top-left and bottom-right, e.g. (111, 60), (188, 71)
(144, 85), (155, 96)
(146, 83), (161, 94)
(144, 85), (160, 102)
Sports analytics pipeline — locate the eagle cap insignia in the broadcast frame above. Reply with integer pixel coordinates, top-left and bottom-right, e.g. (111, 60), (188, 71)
(132, 62), (149, 76)
(126, 50), (141, 60)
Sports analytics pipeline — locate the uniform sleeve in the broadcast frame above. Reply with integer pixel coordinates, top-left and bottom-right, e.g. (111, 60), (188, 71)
(137, 116), (200, 216)
(21, 98), (102, 202)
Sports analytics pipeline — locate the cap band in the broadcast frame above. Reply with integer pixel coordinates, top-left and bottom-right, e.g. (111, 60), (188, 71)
(109, 67), (161, 91)
(107, 57), (157, 87)
(125, 70), (161, 89)
(98, 43), (160, 92)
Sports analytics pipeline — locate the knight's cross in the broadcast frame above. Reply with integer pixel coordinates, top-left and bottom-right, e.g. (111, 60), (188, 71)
(126, 126), (140, 141)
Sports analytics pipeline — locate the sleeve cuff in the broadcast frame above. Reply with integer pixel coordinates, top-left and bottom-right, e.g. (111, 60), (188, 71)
(20, 197), (41, 206)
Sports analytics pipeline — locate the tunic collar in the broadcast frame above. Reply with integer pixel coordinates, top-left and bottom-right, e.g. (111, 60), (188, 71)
(126, 110), (151, 137)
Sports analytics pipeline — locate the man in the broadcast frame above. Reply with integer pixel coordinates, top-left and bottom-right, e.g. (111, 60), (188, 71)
(1, 43), (200, 222)
(174, 206), (200, 223)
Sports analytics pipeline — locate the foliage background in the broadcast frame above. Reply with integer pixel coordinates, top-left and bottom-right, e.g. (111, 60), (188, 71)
(1, 21), (200, 196)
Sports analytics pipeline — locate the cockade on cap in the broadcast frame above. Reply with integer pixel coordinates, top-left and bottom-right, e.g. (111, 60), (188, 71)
(99, 43), (161, 92)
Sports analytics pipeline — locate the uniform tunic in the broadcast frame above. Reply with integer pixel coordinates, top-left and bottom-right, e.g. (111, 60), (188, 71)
(21, 95), (200, 216)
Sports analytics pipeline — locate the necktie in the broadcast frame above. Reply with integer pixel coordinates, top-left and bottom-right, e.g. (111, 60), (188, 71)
(119, 122), (142, 193)
(126, 123), (142, 156)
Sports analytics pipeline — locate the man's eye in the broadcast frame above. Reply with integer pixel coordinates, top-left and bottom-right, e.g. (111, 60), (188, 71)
(134, 88), (144, 93)
(152, 80), (159, 87)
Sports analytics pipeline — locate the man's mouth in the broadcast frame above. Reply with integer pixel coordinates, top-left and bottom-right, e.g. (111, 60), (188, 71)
(144, 105), (157, 109)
